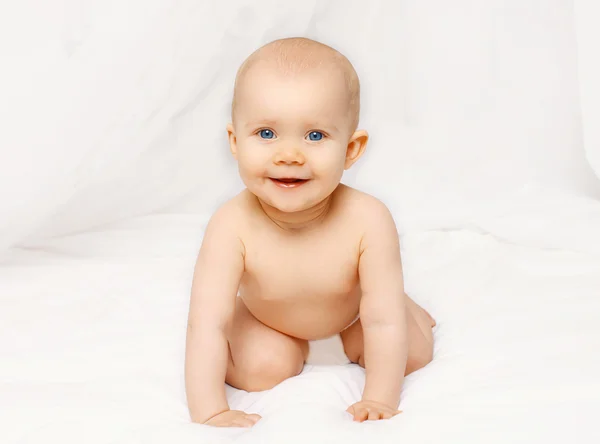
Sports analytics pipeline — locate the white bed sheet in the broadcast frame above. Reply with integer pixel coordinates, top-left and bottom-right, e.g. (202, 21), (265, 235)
(2, 186), (599, 444)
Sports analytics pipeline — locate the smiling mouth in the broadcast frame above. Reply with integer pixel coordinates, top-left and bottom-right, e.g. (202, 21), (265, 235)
(269, 177), (309, 188)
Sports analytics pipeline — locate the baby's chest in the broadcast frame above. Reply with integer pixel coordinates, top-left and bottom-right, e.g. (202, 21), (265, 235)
(243, 238), (360, 298)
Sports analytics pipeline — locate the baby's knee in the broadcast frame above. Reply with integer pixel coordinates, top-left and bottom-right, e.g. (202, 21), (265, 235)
(405, 345), (434, 375)
(241, 346), (304, 391)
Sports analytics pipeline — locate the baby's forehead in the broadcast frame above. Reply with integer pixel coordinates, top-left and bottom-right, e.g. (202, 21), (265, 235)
(239, 68), (350, 115)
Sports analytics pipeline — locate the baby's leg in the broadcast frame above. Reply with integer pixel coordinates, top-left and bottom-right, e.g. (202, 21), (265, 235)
(225, 297), (309, 392)
(340, 294), (435, 375)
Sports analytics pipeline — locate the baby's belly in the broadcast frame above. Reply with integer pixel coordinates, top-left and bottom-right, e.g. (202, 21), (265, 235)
(240, 289), (361, 341)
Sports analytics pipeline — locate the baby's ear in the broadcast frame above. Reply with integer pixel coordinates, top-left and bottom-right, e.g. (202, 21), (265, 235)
(344, 130), (369, 170)
(226, 123), (238, 159)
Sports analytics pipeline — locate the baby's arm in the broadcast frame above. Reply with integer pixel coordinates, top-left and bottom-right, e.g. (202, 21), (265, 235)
(185, 205), (245, 424)
(357, 200), (408, 409)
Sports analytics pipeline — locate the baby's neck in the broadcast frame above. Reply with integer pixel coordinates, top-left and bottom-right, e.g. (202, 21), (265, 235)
(257, 195), (334, 232)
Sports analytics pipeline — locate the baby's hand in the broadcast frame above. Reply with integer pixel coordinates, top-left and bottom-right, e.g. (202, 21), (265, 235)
(203, 409), (262, 428)
(346, 400), (402, 422)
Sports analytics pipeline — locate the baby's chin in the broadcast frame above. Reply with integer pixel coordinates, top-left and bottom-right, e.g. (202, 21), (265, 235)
(251, 189), (324, 214)
(259, 195), (314, 214)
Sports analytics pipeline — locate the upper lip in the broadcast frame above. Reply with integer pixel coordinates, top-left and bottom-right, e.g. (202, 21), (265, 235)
(270, 177), (309, 180)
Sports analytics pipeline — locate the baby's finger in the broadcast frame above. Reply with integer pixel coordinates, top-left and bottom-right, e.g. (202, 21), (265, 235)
(384, 409), (402, 419)
(234, 417), (255, 428)
(381, 411), (394, 420)
(246, 414), (262, 424)
(367, 410), (381, 421)
(354, 408), (369, 422)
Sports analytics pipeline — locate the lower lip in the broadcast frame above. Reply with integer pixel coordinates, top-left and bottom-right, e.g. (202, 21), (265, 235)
(269, 178), (309, 188)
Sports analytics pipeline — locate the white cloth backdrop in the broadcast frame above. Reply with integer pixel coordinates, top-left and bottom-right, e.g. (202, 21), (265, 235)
(574, 0), (600, 178)
(1, 1), (599, 443)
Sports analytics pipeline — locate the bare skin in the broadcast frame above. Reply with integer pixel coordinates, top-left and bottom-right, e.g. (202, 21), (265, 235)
(184, 37), (436, 428)
(224, 187), (436, 401)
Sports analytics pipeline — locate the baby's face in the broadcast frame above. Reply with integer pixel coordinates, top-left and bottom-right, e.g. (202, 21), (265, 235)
(229, 63), (355, 213)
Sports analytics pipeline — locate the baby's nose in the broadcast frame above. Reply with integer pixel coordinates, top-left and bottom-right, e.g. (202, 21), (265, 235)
(273, 147), (305, 165)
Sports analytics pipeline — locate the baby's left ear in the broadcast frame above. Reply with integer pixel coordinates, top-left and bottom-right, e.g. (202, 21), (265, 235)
(344, 130), (369, 170)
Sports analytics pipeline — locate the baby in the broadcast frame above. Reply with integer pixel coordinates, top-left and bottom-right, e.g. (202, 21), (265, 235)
(185, 37), (436, 428)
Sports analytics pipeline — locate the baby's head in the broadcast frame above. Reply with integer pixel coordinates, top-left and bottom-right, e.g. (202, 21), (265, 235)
(227, 37), (368, 213)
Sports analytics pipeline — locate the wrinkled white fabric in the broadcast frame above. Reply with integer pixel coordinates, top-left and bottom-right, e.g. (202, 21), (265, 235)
(574, 0), (600, 178)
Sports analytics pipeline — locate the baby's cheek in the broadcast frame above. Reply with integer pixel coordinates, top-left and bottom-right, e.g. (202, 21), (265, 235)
(239, 164), (262, 183)
(237, 151), (264, 174)
(315, 151), (346, 177)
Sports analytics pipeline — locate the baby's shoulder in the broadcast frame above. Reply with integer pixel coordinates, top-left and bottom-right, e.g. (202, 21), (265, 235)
(336, 184), (394, 224)
(205, 189), (255, 231)
(336, 186), (399, 248)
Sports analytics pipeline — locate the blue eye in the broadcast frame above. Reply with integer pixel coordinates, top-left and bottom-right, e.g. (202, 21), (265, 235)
(259, 129), (275, 139)
(307, 131), (324, 141)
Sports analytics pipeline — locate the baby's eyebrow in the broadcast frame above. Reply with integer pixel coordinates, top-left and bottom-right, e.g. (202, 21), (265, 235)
(245, 119), (278, 129)
(303, 121), (339, 132)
